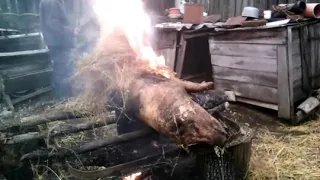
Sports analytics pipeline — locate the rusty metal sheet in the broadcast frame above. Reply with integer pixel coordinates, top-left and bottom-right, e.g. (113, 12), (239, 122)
(224, 16), (247, 26)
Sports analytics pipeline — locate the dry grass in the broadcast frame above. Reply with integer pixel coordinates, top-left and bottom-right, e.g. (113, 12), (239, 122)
(249, 119), (320, 180)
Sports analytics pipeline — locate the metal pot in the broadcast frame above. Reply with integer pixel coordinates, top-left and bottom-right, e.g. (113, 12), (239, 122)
(241, 7), (260, 19)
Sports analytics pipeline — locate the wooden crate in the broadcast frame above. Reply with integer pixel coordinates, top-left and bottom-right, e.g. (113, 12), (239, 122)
(208, 22), (320, 121)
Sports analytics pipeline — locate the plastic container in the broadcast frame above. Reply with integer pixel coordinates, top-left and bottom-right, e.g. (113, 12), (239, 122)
(183, 3), (204, 24)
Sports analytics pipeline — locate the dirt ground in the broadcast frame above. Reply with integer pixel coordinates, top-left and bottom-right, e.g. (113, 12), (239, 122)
(1, 96), (319, 180)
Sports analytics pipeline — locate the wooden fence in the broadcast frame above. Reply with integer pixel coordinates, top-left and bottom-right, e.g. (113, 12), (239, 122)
(1, 0), (320, 20)
(191, 0), (320, 20)
(0, 0), (40, 14)
(0, 0), (174, 15)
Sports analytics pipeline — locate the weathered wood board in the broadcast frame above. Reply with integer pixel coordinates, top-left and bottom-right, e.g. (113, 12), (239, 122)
(211, 55), (277, 73)
(209, 28), (287, 45)
(0, 33), (45, 52)
(209, 43), (278, 59)
(277, 44), (291, 119)
(153, 30), (178, 70)
(213, 66), (277, 88)
(307, 23), (320, 89)
(214, 79), (278, 104)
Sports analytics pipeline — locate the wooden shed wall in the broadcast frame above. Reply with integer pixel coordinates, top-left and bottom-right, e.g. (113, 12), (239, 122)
(0, 0), (40, 14)
(208, 29), (287, 107)
(290, 23), (320, 95)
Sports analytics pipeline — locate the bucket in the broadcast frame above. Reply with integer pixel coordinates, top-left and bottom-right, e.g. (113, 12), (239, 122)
(196, 118), (253, 180)
(183, 3), (204, 24)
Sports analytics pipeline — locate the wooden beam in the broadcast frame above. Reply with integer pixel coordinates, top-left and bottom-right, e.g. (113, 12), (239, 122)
(4, 117), (117, 144)
(277, 42), (291, 119)
(20, 128), (154, 161)
(175, 34), (187, 78)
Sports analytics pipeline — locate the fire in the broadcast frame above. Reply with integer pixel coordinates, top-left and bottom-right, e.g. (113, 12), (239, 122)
(123, 172), (142, 180)
(92, 0), (170, 78)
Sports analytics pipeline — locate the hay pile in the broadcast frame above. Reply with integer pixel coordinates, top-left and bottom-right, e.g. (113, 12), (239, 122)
(249, 119), (320, 180)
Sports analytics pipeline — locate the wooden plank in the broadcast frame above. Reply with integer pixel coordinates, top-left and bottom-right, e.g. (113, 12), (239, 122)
(235, 0), (243, 16)
(209, 28), (287, 45)
(0, 33), (45, 52)
(153, 30), (176, 49)
(175, 35), (187, 78)
(159, 48), (176, 70)
(0, 49), (49, 57)
(236, 97), (278, 111)
(315, 23), (320, 88)
(293, 82), (307, 102)
(290, 26), (310, 103)
(222, 0), (229, 20)
(253, 0), (267, 9)
(291, 28), (300, 40)
(209, 43), (277, 58)
(4, 68), (52, 94)
(211, 55), (277, 73)
(291, 36), (301, 58)
(310, 76), (320, 89)
(277, 44), (291, 119)
(0, 32), (41, 39)
(214, 79), (278, 104)
(227, 0), (235, 19)
(309, 23), (320, 88)
(213, 66), (278, 88)
(292, 29), (307, 101)
(292, 66), (302, 88)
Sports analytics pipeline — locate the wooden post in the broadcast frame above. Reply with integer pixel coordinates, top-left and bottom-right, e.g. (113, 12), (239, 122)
(277, 43), (291, 119)
(5, 0), (12, 12)
(175, 33), (187, 78)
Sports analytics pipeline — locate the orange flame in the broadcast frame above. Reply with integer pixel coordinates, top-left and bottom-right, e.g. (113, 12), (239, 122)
(92, 0), (170, 78)
(123, 172), (142, 180)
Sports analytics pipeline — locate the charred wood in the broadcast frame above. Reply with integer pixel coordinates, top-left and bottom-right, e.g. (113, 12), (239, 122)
(66, 145), (180, 179)
(20, 128), (154, 161)
(196, 126), (253, 180)
(207, 102), (229, 115)
(3, 117), (117, 144)
(21, 111), (83, 124)
(191, 90), (230, 110)
(0, 112), (115, 131)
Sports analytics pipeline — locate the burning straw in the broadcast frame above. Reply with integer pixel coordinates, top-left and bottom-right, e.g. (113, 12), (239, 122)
(249, 119), (320, 180)
(59, 0), (174, 117)
(67, 29), (173, 117)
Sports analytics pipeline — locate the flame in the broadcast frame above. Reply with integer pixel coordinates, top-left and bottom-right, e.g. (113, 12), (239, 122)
(123, 172), (142, 180)
(92, 0), (170, 78)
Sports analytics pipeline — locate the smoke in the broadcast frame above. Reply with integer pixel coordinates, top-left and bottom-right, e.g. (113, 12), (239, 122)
(67, 0), (174, 116)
